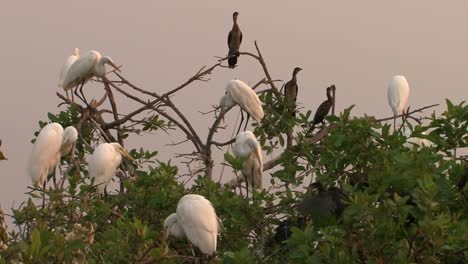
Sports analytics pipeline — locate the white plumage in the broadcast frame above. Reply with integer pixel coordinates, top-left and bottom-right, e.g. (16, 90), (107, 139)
(88, 142), (133, 193)
(388, 75), (410, 116)
(60, 126), (78, 157)
(220, 79), (264, 122)
(62, 50), (119, 91)
(164, 194), (220, 255)
(28, 123), (78, 187)
(229, 131), (263, 190)
(58, 48), (79, 89)
(404, 130), (434, 148)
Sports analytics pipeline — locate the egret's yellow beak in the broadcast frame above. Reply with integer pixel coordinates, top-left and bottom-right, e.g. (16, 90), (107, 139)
(109, 61), (121, 72)
(119, 147), (134, 162)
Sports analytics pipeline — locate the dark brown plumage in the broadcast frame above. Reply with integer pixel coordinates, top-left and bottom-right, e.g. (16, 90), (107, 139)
(283, 67), (302, 117)
(227, 12), (242, 68)
(312, 85), (334, 126)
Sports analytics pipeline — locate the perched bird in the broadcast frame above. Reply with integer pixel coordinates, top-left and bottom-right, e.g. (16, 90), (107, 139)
(28, 123), (78, 187)
(164, 194), (221, 255)
(228, 131), (263, 191)
(60, 126), (79, 157)
(0, 139), (6, 161)
(58, 48), (80, 100)
(88, 142), (134, 193)
(297, 181), (347, 224)
(220, 79), (264, 134)
(62, 50), (120, 104)
(404, 130), (434, 148)
(283, 67), (302, 117)
(387, 75), (410, 128)
(309, 85), (334, 133)
(227, 12), (242, 68)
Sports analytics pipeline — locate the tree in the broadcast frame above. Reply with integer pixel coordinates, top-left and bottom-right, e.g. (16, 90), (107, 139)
(0, 41), (467, 263)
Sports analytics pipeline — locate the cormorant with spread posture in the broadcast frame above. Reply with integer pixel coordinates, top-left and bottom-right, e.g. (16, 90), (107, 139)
(227, 12), (242, 68)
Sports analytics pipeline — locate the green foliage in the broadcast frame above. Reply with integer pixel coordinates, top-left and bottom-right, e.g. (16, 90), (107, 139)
(1, 98), (467, 263)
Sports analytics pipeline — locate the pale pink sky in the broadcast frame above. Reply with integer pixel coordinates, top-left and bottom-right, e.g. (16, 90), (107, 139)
(0, 1), (467, 218)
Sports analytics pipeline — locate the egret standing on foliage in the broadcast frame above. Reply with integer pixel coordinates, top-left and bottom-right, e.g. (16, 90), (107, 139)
(62, 50), (120, 104)
(227, 11), (242, 68)
(58, 48), (80, 100)
(88, 142), (134, 193)
(28, 123), (78, 187)
(387, 75), (410, 128)
(164, 194), (220, 255)
(220, 79), (264, 134)
(228, 131), (263, 191)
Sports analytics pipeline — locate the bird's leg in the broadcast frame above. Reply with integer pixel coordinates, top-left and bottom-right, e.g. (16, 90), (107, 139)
(237, 110), (245, 135)
(74, 81), (90, 108)
(79, 81), (91, 108)
(244, 173), (249, 199)
(52, 165), (57, 189)
(393, 114), (396, 132)
(244, 114), (250, 132)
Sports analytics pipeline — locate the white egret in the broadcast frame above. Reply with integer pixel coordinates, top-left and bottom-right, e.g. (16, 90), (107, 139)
(387, 75), (410, 128)
(62, 50), (120, 104)
(220, 79), (264, 134)
(58, 48), (80, 100)
(28, 123), (78, 187)
(227, 11), (242, 68)
(164, 194), (220, 255)
(404, 130), (434, 148)
(88, 142), (134, 193)
(228, 131), (263, 191)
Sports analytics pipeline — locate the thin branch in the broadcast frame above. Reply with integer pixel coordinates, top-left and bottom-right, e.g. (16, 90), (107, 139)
(376, 104), (439, 122)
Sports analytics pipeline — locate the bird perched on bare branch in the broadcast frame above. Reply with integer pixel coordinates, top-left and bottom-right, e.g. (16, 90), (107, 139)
(62, 50), (120, 105)
(227, 12), (242, 68)
(220, 79), (264, 134)
(387, 75), (410, 129)
(284, 67), (302, 117)
(58, 48), (80, 100)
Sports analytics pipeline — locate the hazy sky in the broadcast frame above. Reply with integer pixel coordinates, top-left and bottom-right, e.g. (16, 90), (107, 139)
(0, 1), (467, 220)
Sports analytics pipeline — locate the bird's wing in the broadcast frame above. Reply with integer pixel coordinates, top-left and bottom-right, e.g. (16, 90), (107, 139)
(397, 83), (410, 114)
(387, 83), (401, 115)
(59, 127), (78, 156)
(227, 30), (233, 47)
(239, 30), (243, 45)
(177, 196), (218, 254)
(233, 132), (256, 158)
(88, 145), (120, 192)
(28, 125), (62, 184)
(313, 101), (332, 124)
(58, 55), (78, 88)
(230, 83), (264, 122)
(62, 52), (99, 90)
